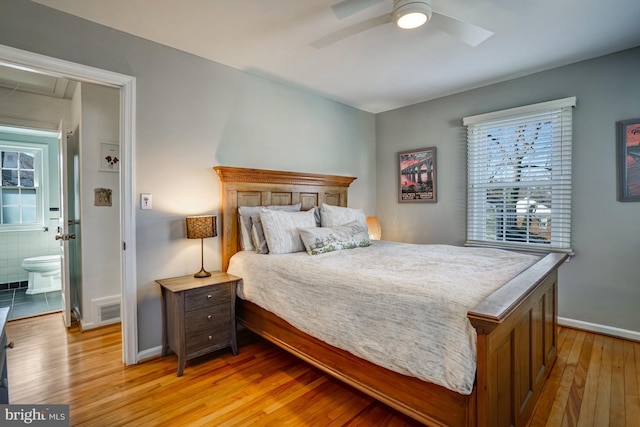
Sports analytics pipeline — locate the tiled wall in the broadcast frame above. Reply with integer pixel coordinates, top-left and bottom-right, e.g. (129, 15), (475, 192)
(0, 217), (61, 287)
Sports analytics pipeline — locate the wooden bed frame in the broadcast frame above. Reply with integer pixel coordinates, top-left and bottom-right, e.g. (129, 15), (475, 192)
(214, 166), (568, 427)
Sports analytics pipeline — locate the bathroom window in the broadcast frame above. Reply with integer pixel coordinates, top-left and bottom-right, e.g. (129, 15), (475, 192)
(0, 142), (48, 231)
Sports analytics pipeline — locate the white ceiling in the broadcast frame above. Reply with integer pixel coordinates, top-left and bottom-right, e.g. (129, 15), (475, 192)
(28, 0), (640, 113)
(0, 63), (76, 99)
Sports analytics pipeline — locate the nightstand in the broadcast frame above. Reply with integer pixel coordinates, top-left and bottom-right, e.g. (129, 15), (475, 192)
(156, 272), (240, 376)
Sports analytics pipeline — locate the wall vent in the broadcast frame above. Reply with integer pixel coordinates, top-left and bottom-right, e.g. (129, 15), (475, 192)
(100, 303), (121, 322)
(88, 295), (122, 329)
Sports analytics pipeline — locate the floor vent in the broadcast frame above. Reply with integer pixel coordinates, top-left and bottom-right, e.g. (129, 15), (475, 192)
(100, 303), (121, 322)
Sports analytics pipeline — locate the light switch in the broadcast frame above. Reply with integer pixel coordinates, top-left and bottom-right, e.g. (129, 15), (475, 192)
(141, 193), (152, 210)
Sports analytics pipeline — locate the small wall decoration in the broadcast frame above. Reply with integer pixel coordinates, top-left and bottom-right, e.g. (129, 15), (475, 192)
(94, 188), (112, 206)
(100, 142), (120, 172)
(617, 118), (640, 202)
(398, 147), (437, 202)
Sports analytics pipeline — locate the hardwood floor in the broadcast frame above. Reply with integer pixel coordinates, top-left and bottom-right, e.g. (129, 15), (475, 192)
(5, 314), (640, 426)
(527, 325), (640, 427)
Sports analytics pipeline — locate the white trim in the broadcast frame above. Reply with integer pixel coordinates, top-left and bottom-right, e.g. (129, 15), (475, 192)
(138, 346), (163, 362)
(0, 117), (59, 131)
(462, 96), (577, 125)
(0, 124), (59, 137)
(121, 75), (138, 366)
(0, 44), (139, 365)
(558, 317), (640, 342)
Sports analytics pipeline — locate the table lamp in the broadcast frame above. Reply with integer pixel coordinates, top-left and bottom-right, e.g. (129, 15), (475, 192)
(186, 215), (217, 278)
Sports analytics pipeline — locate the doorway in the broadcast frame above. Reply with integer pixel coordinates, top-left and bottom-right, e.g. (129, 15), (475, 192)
(0, 125), (62, 320)
(0, 43), (137, 365)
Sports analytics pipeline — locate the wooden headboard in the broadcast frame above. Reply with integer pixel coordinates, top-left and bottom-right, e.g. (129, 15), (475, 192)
(214, 166), (357, 271)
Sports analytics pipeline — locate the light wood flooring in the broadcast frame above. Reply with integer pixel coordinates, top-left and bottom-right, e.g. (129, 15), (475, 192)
(4, 314), (640, 426)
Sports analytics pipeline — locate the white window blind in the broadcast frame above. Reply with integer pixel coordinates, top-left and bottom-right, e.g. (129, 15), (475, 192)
(463, 97), (575, 252)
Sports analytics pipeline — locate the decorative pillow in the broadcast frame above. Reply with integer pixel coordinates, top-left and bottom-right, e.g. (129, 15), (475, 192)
(259, 208), (317, 254)
(319, 203), (367, 228)
(238, 203), (301, 251)
(298, 221), (371, 255)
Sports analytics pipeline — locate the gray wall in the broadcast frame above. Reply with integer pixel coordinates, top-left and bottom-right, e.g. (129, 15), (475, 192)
(376, 47), (640, 334)
(0, 0), (376, 351)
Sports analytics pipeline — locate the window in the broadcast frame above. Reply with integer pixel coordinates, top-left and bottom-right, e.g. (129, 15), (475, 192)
(463, 97), (575, 252)
(0, 142), (48, 231)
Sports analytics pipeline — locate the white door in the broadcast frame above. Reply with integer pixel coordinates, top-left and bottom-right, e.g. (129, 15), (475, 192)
(57, 120), (72, 328)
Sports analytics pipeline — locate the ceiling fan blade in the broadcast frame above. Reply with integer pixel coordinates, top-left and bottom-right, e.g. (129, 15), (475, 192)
(310, 13), (392, 48)
(430, 12), (494, 47)
(331, 0), (388, 19)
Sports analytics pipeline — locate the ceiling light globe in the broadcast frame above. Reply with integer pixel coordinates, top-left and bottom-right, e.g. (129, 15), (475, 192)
(397, 12), (428, 29)
(393, 0), (433, 30)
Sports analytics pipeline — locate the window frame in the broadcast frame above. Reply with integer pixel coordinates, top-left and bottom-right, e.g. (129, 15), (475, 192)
(0, 140), (49, 232)
(463, 97), (576, 253)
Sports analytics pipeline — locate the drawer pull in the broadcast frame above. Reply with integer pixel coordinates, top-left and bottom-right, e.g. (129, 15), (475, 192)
(208, 335), (212, 340)
(5, 341), (13, 349)
(207, 294), (212, 299)
(207, 315), (212, 320)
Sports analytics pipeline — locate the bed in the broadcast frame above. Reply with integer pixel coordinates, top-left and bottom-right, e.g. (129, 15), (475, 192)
(214, 166), (568, 427)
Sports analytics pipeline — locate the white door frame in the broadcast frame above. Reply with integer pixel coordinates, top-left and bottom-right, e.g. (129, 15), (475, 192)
(0, 44), (138, 365)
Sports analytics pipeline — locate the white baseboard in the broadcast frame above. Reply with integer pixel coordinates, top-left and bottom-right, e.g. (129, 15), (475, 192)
(138, 345), (162, 363)
(558, 317), (640, 342)
(79, 318), (120, 331)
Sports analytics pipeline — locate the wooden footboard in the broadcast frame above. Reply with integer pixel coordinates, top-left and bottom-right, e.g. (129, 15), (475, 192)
(469, 252), (567, 427)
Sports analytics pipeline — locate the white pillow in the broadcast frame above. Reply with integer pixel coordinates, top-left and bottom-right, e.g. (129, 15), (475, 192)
(319, 203), (367, 228)
(238, 203), (301, 251)
(298, 221), (371, 255)
(260, 208), (317, 254)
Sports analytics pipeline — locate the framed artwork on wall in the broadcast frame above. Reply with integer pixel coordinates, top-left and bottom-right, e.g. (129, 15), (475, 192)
(398, 147), (436, 203)
(99, 142), (120, 173)
(617, 118), (640, 202)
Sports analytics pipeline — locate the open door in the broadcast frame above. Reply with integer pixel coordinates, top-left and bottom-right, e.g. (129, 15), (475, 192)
(56, 120), (73, 327)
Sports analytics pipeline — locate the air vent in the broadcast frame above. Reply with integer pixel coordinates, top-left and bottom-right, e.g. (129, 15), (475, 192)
(99, 303), (121, 322)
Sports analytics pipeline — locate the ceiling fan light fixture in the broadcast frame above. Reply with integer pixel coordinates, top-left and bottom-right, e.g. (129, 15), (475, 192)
(393, 0), (432, 30)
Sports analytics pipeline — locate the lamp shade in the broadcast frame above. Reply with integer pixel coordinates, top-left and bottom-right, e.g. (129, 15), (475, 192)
(186, 215), (217, 239)
(366, 216), (382, 240)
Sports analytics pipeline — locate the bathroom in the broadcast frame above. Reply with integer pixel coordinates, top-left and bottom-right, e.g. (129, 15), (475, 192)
(0, 204), (63, 319)
(0, 64), (122, 327)
(0, 125), (64, 319)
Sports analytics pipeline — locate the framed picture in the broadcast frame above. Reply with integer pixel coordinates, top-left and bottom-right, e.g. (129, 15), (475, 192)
(617, 118), (640, 202)
(99, 142), (120, 172)
(398, 147), (436, 203)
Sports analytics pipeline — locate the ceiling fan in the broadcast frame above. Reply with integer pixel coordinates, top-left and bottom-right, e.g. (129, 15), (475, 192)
(310, 0), (494, 49)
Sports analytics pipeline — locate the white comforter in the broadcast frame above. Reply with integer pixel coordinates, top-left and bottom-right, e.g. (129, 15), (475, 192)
(228, 240), (539, 394)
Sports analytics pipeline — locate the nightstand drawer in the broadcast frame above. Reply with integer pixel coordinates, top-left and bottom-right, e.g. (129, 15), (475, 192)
(184, 284), (231, 311)
(186, 328), (231, 354)
(185, 305), (231, 333)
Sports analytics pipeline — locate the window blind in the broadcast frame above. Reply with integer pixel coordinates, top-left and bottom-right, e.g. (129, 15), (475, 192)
(463, 97), (575, 252)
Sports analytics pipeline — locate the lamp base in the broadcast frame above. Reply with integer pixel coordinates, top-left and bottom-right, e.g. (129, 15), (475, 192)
(193, 268), (211, 278)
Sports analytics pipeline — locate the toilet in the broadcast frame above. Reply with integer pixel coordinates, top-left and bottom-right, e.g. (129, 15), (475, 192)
(21, 255), (62, 295)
